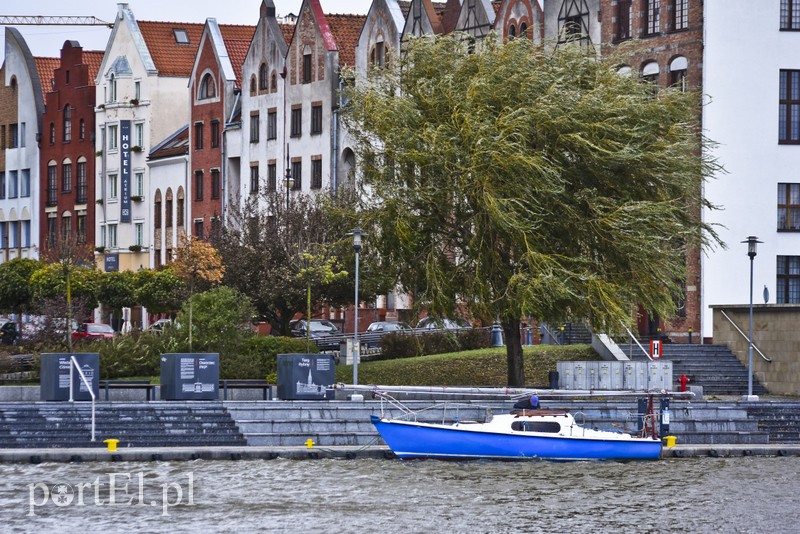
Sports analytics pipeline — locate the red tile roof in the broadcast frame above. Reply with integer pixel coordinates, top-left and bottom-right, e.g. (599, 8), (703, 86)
(224, 39), (251, 87)
(34, 56), (60, 98)
(326, 14), (367, 67)
(83, 51), (105, 85)
(136, 20), (254, 78)
(280, 23), (296, 46)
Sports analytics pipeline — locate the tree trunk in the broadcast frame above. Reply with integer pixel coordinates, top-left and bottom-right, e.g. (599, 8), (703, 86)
(503, 317), (524, 386)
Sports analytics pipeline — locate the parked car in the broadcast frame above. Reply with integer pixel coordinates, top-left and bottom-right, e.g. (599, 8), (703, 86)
(415, 317), (472, 330)
(366, 321), (414, 334)
(0, 320), (20, 345)
(72, 322), (115, 341)
(290, 319), (342, 351)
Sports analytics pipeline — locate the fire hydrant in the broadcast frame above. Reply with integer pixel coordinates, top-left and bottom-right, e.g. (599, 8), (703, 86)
(678, 374), (690, 392)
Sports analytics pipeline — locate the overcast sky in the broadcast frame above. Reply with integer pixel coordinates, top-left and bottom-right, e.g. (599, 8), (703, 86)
(1, 0), (373, 59)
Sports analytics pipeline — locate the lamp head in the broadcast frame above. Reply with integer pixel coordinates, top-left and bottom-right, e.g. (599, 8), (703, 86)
(742, 236), (762, 259)
(350, 228), (363, 252)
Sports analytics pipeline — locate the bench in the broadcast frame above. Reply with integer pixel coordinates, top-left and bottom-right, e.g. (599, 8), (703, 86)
(219, 379), (272, 401)
(99, 380), (157, 401)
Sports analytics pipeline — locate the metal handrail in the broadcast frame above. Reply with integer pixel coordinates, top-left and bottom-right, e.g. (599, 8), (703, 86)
(622, 324), (652, 361)
(69, 356), (96, 441)
(540, 323), (562, 346)
(719, 310), (772, 363)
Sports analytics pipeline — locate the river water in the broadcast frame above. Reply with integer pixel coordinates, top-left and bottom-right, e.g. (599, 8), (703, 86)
(0, 456), (798, 533)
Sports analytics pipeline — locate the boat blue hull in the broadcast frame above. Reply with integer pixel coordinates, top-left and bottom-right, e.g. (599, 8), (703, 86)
(371, 415), (662, 461)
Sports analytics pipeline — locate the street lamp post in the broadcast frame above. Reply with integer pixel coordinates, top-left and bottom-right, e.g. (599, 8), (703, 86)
(351, 228), (363, 385)
(284, 145), (293, 210)
(742, 235), (762, 401)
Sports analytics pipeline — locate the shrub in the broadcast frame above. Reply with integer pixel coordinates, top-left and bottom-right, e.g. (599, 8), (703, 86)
(375, 332), (420, 361)
(219, 335), (314, 380)
(418, 331), (460, 355)
(457, 328), (491, 351)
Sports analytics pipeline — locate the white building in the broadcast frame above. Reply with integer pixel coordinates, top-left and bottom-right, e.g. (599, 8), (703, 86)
(701, 1), (800, 338)
(0, 28), (44, 264)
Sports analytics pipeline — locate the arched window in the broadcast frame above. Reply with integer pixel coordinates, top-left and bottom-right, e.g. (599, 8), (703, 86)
(49, 123), (55, 145)
(166, 188), (173, 229)
(199, 73), (216, 99)
(177, 187), (185, 228)
(271, 71), (278, 93)
(259, 63), (268, 90)
(520, 22), (528, 38)
(669, 56), (688, 92)
(154, 190), (162, 228)
(108, 73), (116, 102)
(63, 105), (72, 143)
(79, 119), (85, 141)
(250, 75), (257, 95)
(642, 61), (660, 84)
(509, 24), (517, 40)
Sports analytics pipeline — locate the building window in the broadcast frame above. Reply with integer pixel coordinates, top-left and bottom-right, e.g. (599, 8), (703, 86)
(268, 163), (276, 191)
(109, 73), (116, 102)
(0, 172), (4, 200)
(211, 120), (220, 148)
(177, 196), (184, 227)
(199, 73), (216, 99)
(166, 196), (173, 228)
(20, 169), (30, 198)
(108, 124), (118, 150)
(303, 53), (312, 83)
(259, 63), (268, 90)
(108, 174), (118, 199)
(8, 171), (17, 199)
(211, 169), (220, 199)
(135, 222), (144, 246)
(108, 224), (117, 248)
(79, 119), (85, 141)
(250, 113), (259, 143)
(780, 70), (800, 144)
(135, 80), (141, 100)
(778, 183), (800, 230)
(645, 0), (660, 35)
(291, 161), (302, 190)
(77, 214), (86, 243)
(669, 57), (688, 91)
(194, 220), (204, 240)
(311, 104), (322, 135)
(195, 122), (204, 150)
(311, 158), (322, 189)
(781, 0), (800, 30)
(47, 165), (57, 206)
(61, 215), (72, 240)
(777, 255), (800, 303)
(250, 165), (259, 195)
(135, 172), (144, 197)
(49, 123), (55, 144)
(63, 105), (72, 142)
(154, 195), (162, 228)
(267, 110), (277, 140)
(62, 162), (72, 192)
(271, 71), (278, 92)
(173, 29), (189, 44)
(558, 0), (590, 46)
(291, 107), (302, 137)
(77, 161), (88, 203)
(673, 0), (688, 31)
(642, 61), (660, 85)
(47, 218), (57, 248)
(195, 170), (204, 200)
(135, 122), (144, 147)
(615, 1), (632, 41)
(250, 75), (256, 95)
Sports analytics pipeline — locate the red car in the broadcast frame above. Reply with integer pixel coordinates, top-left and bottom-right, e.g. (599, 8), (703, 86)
(72, 323), (115, 341)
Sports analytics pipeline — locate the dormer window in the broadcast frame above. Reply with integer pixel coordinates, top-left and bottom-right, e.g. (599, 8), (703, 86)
(174, 29), (189, 44)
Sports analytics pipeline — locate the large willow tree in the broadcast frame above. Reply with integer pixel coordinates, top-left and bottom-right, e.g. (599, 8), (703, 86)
(342, 36), (722, 386)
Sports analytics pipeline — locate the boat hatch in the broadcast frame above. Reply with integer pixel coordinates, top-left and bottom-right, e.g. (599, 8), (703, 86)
(511, 421), (561, 433)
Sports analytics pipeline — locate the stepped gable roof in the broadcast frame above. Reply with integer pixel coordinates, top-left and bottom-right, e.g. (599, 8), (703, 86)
(137, 20), (253, 77)
(149, 124), (189, 160)
(34, 56), (59, 97)
(326, 14), (367, 67)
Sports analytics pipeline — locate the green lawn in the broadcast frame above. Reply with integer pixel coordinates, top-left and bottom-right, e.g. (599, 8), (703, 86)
(335, 344), (599, 387)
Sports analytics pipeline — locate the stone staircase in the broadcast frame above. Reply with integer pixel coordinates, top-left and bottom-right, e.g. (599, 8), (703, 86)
(0, 402), (247, 448)
(619, 343), (770, 396)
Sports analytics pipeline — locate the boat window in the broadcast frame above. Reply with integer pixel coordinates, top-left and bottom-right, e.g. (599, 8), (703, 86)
(511, 421), (561, 433)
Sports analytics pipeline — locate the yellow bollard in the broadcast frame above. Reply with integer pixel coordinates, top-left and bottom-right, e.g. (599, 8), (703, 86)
(104, 438), (120, 452)
(305, 438), (315, 449)
(663, 435), (677, 448)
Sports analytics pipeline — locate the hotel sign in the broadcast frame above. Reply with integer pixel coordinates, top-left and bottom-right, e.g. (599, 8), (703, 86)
(120, 120), (131, 223)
